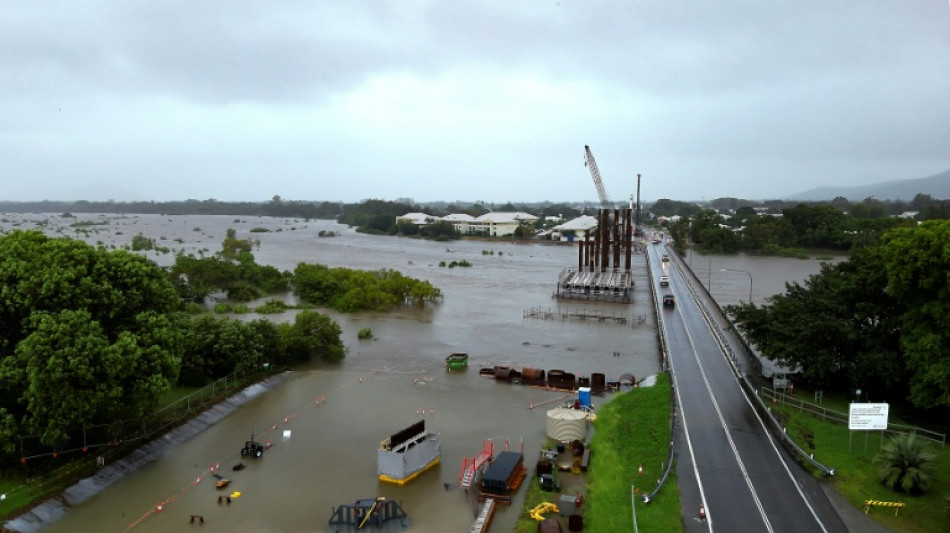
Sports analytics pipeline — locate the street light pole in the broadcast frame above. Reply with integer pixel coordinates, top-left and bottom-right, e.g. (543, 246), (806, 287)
(720, 268), (752, 304)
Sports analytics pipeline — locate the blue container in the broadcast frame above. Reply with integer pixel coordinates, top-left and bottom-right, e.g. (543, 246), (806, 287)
(578, 387), (591, 409)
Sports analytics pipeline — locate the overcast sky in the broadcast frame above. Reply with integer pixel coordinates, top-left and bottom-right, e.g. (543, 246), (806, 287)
(2, 2), (948, 204)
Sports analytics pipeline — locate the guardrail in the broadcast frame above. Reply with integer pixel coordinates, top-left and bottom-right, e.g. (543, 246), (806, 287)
(641, 244), (677, 504)
(667, 247), (836, 477)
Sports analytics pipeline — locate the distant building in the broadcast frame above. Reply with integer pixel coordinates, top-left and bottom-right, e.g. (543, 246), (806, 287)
(395, 212), (435, 225)
(394, 211), (538, 236)
(441, 213), (476, 233)
(551, 215), (599, 242)
(469, 212), (539, 237)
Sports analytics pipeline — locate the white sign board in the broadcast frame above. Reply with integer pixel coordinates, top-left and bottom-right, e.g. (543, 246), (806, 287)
(849, 403), (889, 430)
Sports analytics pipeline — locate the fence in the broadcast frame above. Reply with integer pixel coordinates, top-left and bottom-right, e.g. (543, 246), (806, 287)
(758, 387), (946, 446)
(15, 371), (248, 462)
(523, 306), (642, 326)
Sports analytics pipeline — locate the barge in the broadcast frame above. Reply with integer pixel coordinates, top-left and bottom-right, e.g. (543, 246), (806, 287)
(377, 420), (441, 485)
(480, 451), (527, 503)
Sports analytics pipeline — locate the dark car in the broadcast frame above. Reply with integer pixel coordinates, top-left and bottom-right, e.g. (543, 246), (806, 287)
(661, 254), (670, 262)
(662, 294), (675, 307)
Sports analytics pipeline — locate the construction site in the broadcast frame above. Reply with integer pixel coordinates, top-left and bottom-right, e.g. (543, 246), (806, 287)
(555, 145), (643, 304)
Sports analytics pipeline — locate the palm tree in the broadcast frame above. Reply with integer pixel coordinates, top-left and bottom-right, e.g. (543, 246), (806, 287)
(874, 433), (936, 494)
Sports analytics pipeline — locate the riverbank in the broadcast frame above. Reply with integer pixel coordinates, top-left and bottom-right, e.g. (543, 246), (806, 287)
(2, 373), (294, 533)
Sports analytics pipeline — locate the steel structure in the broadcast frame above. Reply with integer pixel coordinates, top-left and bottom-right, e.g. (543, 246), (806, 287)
(584, 145), (612, 211)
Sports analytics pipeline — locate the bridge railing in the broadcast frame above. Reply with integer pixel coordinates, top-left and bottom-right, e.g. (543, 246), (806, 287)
(640, 243), (677, 504)
(667, 247), (837, 477)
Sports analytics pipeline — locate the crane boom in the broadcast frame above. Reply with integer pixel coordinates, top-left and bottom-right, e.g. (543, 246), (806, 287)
(584, 145), (612, 210)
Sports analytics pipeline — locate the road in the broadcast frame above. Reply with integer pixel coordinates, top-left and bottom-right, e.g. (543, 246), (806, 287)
(650, 243), (849, 533)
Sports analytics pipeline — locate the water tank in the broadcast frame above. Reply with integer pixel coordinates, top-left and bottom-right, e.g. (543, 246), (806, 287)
(546, 407), (587, 442)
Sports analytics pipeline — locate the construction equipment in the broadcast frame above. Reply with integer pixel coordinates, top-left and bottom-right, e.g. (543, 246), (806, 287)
(584, 145), (613, 211)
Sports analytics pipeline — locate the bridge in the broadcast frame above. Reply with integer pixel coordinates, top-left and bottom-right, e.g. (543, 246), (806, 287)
(649, 242), (885, 532)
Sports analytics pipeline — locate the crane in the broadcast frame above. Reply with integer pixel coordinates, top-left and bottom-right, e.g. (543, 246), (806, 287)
(584, 145), (613, 211)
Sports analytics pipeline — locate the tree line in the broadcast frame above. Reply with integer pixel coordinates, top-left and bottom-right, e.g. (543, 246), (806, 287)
(666, 203), (918, 255)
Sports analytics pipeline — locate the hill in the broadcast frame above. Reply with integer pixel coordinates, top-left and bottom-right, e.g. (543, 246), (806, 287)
(787, 169), (950, 202)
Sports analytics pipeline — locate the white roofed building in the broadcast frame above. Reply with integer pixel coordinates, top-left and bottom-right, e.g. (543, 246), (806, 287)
(470, 212), (539, 237)
(395, 212), (435, 225)
(552, 215), (599, 242)
(441, 213), (476, 233)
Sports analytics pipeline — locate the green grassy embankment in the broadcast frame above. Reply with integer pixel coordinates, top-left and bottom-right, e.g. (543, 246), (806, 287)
(514, 373), (681, 532)
(769, 388), (949, 533)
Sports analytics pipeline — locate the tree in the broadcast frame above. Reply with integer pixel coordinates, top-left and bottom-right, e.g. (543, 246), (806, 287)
(179, 315), (268, 385)
(881, 220), (950, 408)
(727, 246), (906, 397)
(742, 215), (794, 250)
(169, 255), (239, 301)
(418, 220), (459, 240)
(512, 223), (534, 240)
(874, 434), (937, 495)
(0, 231), (182, 449)
(280, 311), (345, 363)
(782, 204), (849, 249)
(220, 228), (254, 260)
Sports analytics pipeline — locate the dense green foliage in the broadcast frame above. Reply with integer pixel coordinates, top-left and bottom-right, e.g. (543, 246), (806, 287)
(293, 263), (442, 312)
(178, 316), (272, 386)
(0, 230), (348, 458)
(727, 220), (950, 410)
(0, 231), (182, 450)
(277, 310), (345, 364)
(880, 221), (950, 408)
(337, 199), (417, 234)
(177, 313), (343, 385)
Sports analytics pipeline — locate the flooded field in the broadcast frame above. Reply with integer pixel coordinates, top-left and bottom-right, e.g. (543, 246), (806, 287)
(0, 213), (836, 532)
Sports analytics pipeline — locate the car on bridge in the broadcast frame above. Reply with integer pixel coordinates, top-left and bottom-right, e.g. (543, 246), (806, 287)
(660, 275), (670, 286)
(662, 294), (675, 307)
(661, 254), (670, 262)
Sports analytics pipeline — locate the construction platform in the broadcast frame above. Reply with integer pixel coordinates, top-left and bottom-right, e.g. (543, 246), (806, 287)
(555, 267), (633, 303)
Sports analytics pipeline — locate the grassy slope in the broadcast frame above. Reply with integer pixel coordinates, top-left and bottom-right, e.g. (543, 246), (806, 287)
(586, 372), (682, 532)
(775, 399), (950, 532)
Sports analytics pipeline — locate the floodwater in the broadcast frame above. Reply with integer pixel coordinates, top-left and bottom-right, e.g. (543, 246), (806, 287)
(0, 214), (837, 533)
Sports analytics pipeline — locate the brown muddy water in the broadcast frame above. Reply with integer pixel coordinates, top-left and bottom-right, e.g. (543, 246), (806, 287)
(0, 214), (837, 533)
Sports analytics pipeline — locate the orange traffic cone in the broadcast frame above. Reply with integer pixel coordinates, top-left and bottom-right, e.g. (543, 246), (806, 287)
(699, 504), (706, 520)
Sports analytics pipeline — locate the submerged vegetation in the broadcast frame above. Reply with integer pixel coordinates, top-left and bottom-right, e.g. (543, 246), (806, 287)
(0, 224), (441, 465)
(293, 263), (441, 312)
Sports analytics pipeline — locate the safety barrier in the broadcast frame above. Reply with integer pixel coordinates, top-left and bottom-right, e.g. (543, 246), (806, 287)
(640, 243), (678, 505)
(864, 500), (905, 516)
